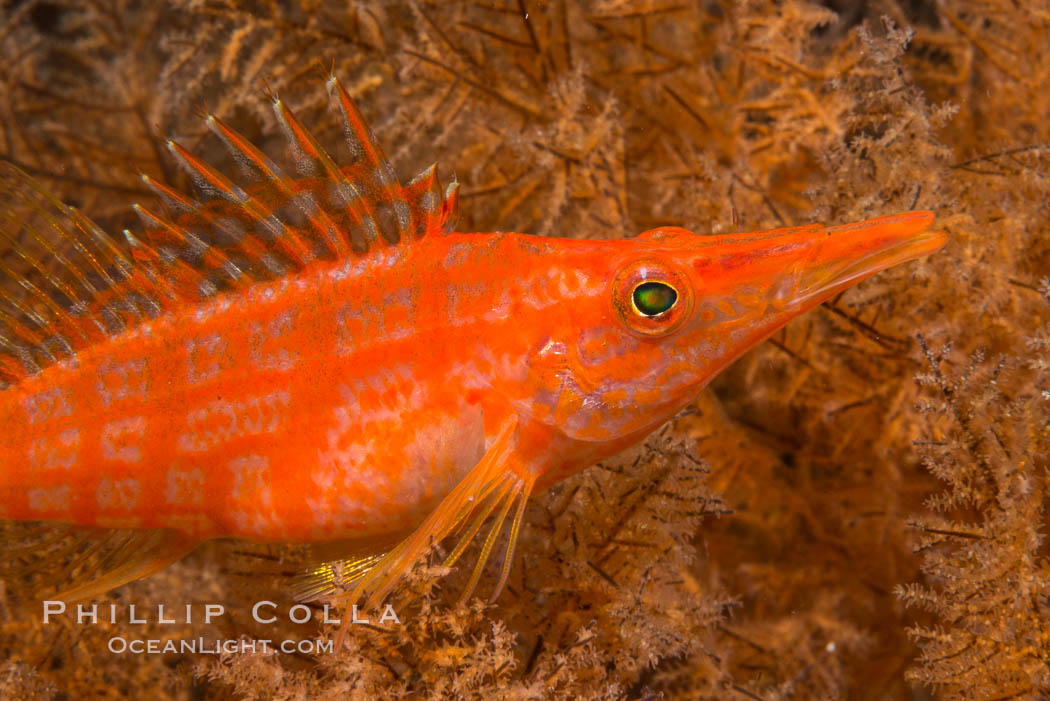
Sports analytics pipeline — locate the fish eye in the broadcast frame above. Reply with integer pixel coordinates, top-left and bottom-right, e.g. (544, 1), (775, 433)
(632, 281), (678, 317)
(612, 260), (693, 337)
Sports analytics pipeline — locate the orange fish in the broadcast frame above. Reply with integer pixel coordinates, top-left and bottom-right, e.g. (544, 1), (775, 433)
(0, 76), (947, 618)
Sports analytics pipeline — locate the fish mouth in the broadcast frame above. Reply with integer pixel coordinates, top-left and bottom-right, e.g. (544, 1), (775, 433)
(794, 211), (948, 304)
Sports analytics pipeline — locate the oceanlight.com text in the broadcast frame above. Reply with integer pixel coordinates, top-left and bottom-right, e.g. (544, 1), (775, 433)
(107, 637), (335, 655)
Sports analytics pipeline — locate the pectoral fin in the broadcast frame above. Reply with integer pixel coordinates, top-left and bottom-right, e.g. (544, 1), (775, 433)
(330, 415), (536, 646)
(290, 533), (407, 603)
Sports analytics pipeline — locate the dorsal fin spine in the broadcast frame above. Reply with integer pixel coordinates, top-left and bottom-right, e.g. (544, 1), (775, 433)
(204, 115), (284, 180)
(132, 203), (251, 289)
(272, 103), (351, 256)
(273, 99), (375, 255)
(140, 172), (286, 282)
(138, 173), (275, 277)
(138, 174), (275, 275)
(404, 164), (442, 238)
(141, 174), (197, 213)
(442, 181), (460, 234)
(165, 139), (248, 203)
(166, 139), (303, 266)
(202, 115), (315, 266)
(328, 77), (415, 245)
(327, 77), (377, 164)
(123, 229), (208, 301)
(122, 230), (181, 306)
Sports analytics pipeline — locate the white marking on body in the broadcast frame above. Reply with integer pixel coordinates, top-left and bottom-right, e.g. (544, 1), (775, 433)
(165, 467), (204, 506)
(176, 389), (291, 452)
(448, 360), (491, 392)
(577, 269), (605, 296)
(27, 428), (80, 471)
(482, 288), (513, 322)
(327, 258), (357, 281)
(97, 476), (141, 510)
(21, 388), (72, 425)
(193, 300), (217, 322)
(96, 358), (149, 407)
(186, 333), (229, 384)
(250, 310), (299, 371)
(334, 301), (382, 353)
(229, 455), (272, 502)
(448, 270), (601, 329)
(228, 455), (278, 537)
(101, 417), (147, 463)
(309, 409), (380, 532)
(28, 485), (71, 513)
(556, 269), (572, 297)
(443, 242), (473, 267)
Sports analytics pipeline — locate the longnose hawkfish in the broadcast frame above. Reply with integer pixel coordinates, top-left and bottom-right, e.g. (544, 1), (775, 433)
(0, 76), (947, 633)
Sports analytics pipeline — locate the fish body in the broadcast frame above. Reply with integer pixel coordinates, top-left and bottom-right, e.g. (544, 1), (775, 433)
(0, 77), (947, 605)
(0, 232), (627, 542)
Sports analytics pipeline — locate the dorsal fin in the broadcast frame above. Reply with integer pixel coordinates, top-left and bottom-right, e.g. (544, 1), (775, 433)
(0, 165), (158, 386)
(0, 76), (459, 385)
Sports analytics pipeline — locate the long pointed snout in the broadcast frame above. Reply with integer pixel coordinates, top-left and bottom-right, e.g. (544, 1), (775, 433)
(705, 210), (947, 312)
(789, 211), (947, 306)
(682, 211), (946, 382)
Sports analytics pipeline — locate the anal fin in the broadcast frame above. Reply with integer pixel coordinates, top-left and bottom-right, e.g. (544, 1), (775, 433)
(51, 530), (199, 602)
(0, 523), (199, 603)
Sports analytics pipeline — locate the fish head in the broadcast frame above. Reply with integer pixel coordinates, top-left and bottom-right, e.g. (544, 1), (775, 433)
(525, 211), (946, 443)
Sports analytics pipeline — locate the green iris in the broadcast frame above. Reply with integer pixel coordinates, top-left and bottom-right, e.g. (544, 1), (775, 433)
(632, 281), (678, 316)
